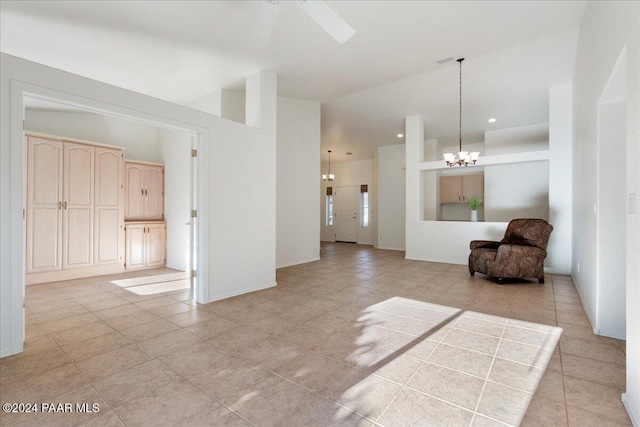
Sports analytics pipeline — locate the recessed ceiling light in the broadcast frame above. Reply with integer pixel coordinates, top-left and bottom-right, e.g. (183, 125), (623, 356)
(488, 118), (497, 123)
(397, 133), (404, 138)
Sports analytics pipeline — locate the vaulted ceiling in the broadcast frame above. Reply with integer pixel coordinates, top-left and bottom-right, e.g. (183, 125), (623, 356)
(1, 1), (587, 161)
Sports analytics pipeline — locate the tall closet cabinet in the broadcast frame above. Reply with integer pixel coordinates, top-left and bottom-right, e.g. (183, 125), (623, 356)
(26, 133), (125, 285)
(26, 132), (167, 285)
(124, 160), (166, 270)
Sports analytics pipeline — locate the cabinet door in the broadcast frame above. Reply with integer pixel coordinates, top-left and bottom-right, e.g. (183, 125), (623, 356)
(440, 175), (462, 204)
(125, 224), (146, 269)
(95, 148), (123, 265)
(144, 166), (164, 220)
(462, 175), (484, 202)
(146, 223), (166, 267)
(125, 163), (145, 220)
(63, 143), (94, 269)
(26, 137), (63, 273)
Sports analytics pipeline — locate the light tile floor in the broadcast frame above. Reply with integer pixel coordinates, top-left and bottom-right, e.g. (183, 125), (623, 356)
(0, 243), (631, 426)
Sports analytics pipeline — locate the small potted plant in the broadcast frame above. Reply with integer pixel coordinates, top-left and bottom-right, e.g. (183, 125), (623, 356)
(469, 195), (481, 222)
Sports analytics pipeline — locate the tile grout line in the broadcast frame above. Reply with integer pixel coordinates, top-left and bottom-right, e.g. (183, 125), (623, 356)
(553, 275), (572, 427)
(372, 312), (458, 426)
(470, 313), (510, 426)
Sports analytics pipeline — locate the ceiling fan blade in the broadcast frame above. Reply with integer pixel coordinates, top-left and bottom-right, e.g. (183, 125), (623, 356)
(248, 0), (279, 48)
(297, 0), (355, 44)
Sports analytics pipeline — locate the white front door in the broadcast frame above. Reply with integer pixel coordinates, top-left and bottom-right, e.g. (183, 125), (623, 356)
(334, 185), (358, 242)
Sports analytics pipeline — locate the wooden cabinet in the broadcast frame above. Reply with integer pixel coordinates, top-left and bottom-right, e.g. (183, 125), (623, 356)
(63, 142), (95, 269)
(26, 134), (125, 284)
(440, 174), (484, 204)
(125, 161), (164, 220)
(94, 147), (124, 266)
(125, 222), (166, 270)
(26, 137), (63, 273)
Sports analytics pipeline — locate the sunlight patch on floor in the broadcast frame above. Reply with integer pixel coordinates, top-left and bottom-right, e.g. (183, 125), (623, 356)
(110, 272), (190, 295)
(339, 296), (562, 426)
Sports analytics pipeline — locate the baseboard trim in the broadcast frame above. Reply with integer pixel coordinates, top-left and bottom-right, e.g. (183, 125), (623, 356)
(277, 257), (320, 269)
(571, 273), (597, 331)
(26, 264), (125, 285)
(622, 393), (639, 427)
(376, 246), (404, 252)
(206, 282), (277, 304)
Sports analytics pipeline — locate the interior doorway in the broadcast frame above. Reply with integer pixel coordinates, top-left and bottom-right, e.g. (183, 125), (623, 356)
(334, 185), (358, 242)
(22, 94), (199, 298)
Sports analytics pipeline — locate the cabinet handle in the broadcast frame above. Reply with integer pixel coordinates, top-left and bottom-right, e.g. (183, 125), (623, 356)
(141, 189), (144, 196)
(145, 189), (148, 196)
(64, 201), (67, 210)
(58, 201), (62, 210)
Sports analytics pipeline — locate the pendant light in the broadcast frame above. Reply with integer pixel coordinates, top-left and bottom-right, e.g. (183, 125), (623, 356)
(444, 58), (480, 167)
(322, 150), (335, 181)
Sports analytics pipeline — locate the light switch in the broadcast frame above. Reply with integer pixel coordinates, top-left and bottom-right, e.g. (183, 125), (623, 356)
(629, 193), (637, 215)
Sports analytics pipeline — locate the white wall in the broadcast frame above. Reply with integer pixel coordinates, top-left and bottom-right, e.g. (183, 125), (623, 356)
(157, 128), (192, 272)
(597, 100), (626, 338)
(372, 150), (379, 247)
(484, 123), (548, 155)
(485, 162), (549, 222)
(548, 85), (573, 275)
(484, 123), (549, 223)
(1, 54), (277, 357)
(572, 1), (640, 422)
(321, 159), (374, 245)
(423, 139), (438, 221)
(25, 110), (160, 162)
(276, 97), (321, 268)
(377, 144), (406, 251)
(186, 91), (222, 116)
(190, 91), (319, 270)
(223, 89), (246, 124)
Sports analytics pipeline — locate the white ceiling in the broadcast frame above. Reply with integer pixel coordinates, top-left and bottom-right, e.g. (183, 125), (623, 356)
(1, 1), (587, 161)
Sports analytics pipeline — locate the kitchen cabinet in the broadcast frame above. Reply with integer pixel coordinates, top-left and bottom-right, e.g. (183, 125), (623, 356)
(440, 173), (484, 204)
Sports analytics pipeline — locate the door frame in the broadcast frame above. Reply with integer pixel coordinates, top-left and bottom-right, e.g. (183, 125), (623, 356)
(8, 80), (208, 356)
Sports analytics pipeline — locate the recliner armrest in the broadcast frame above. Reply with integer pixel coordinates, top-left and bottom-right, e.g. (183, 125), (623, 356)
(495, 244), (547, 260)
(470, 240), (500, 250)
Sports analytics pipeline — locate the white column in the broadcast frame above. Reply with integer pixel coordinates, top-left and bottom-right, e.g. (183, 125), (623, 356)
(246, 71), (277, 136)
(548, 85), (572, 274)
(405, 114), (424, 258)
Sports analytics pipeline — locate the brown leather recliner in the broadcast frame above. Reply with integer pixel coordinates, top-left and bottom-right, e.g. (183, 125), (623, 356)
(469, 219), (553, 284)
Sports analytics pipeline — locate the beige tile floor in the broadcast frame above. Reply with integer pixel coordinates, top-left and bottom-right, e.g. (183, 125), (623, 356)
(0, 243), (631, 426)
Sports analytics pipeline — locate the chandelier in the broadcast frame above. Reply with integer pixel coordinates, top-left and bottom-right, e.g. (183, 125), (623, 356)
(444, 58), (480, 167)
(322, 150), (335, 181)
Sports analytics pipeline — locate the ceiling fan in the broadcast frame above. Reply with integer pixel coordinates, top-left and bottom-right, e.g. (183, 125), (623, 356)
(249, 0), (355, 48)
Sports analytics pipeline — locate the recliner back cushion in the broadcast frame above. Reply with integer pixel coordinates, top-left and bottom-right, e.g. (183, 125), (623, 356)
(502, 219), (553, 250)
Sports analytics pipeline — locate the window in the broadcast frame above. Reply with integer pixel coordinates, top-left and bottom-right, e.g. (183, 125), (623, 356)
(326, 187), (334, 226)
(360, 185), (369, 227)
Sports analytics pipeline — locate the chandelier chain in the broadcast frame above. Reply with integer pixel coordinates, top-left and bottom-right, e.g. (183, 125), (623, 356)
(443, 57), (479, 167)
(459, 58), (462, 152)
